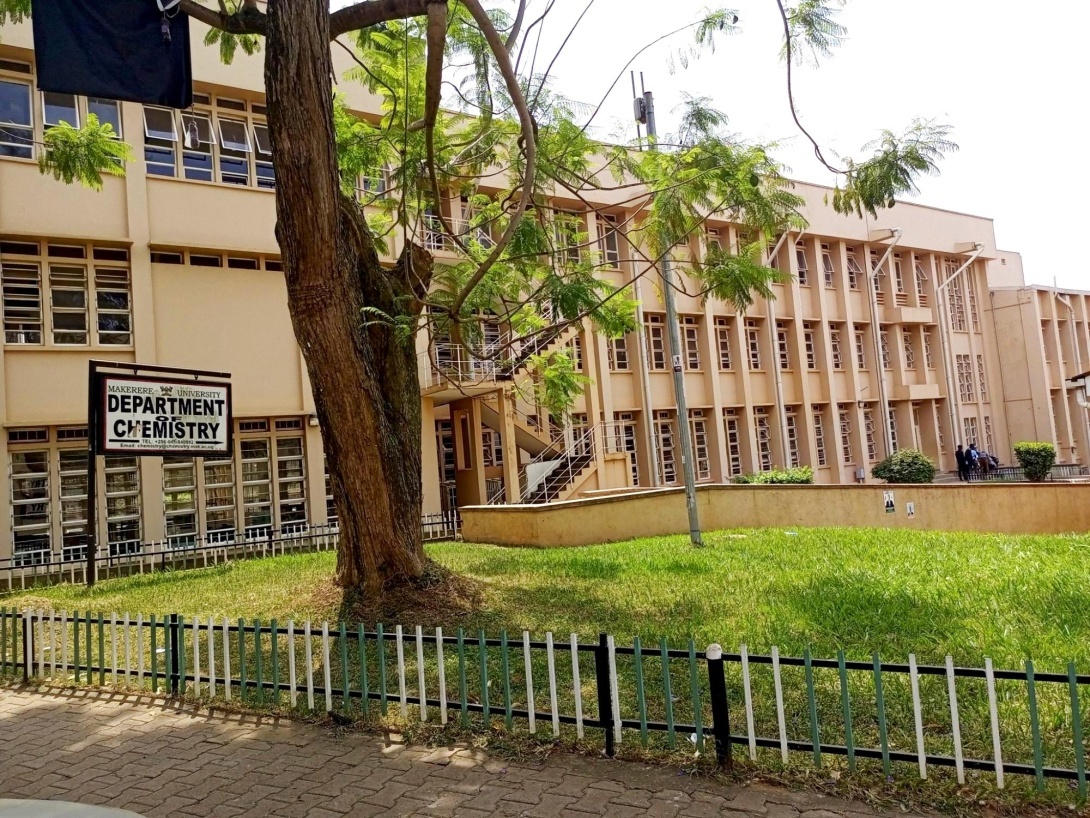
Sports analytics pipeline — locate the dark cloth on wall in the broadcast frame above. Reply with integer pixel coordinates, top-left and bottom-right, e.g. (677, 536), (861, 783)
(32, 0), (192, 109)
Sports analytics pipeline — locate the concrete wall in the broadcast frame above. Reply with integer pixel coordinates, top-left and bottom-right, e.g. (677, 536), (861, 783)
(462, 483), (1090, 547)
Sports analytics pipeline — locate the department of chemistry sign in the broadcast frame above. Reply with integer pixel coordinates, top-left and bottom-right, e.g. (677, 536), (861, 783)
(102, 377), (231, 454)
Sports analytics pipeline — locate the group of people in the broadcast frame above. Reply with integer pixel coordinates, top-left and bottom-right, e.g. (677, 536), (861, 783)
(955, 443), (1000, 481)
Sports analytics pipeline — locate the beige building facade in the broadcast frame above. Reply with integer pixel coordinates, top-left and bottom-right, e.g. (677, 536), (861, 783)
(0, 17), (1080, 565)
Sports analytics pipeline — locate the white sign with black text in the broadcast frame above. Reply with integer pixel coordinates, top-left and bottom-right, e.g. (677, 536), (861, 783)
(101, 376), (231, 455)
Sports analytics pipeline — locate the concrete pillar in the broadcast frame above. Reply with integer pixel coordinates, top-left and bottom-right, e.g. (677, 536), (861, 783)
(420, 398), (442, 515)
(497, 389), (522, 504)
(451, 398), (486, 506)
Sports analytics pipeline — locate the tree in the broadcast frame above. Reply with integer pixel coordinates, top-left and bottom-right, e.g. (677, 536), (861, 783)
(1013, 442), (1056, 483)
(1, 0), (956, 595)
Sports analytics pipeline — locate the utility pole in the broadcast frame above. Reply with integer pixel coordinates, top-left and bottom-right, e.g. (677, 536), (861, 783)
(635, 84), (703, 546)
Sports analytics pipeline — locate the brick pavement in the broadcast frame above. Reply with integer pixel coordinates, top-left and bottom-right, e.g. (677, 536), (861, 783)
(0, 688), (929, 818)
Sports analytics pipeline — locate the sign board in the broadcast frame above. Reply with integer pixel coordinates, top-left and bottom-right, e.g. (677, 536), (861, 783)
(97, 374), (232, 455)
(883, 490), (895, 514)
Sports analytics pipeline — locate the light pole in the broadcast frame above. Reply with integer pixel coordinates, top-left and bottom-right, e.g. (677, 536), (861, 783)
(635, 87), (703, 546)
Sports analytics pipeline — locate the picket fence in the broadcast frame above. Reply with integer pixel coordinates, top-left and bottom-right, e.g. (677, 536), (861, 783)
(1, 608), (1087, 797)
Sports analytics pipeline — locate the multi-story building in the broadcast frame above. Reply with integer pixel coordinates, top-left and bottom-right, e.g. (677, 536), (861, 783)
(0, 17), (1078, 565)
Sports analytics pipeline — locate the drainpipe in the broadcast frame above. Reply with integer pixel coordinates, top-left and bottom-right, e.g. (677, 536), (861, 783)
(631, 259), (662, 486)
(867, 229), (902, 459)
(765, 230), (795, 466)
(936, 242), (986, 454)
(1056, 289), (1090, 464)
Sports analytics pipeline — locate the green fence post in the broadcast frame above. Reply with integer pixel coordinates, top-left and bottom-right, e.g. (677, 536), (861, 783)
(270, 619), (279, 707)
(238, 618), (247, 703)
(96, 613), (104, 686)
(377, 623), (387, 715)
(340, 622), (350, 713)
(150, 614), (158, 692)
(688, 639), (704, 752)
(478, 630), (490, 727)
(177, 615), (186, 696)
(661, 638), (675, 749)
(804, 648), (821, 767)
(1069, 663), (1086, 800)
(457, 628), (468, 728)
(872, 653), (890, 777)
(1, 608), (7, 675)
(358, 624), (369, 716)
(254, 619), (264, 705)
(633, 636), (648, 747)
(837, 650), (855, 771)
(1026, 659), (1045, 792)
(500, 630), (512, 731)
(72, 611), (79, 684)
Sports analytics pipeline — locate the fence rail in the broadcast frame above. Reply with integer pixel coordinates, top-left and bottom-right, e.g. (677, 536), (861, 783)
(2, 607), (1088, 796)
(966, 464), (1089, 483)
(0, 516), (460, 593)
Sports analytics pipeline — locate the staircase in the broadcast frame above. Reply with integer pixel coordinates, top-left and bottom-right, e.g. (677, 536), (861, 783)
(523, 452), (595, 504)
(513, 423), (623, 505)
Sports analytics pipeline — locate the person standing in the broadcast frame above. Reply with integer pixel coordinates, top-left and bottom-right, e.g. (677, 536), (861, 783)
(968, 443), (980, 474)
(955, 444), (969, 481)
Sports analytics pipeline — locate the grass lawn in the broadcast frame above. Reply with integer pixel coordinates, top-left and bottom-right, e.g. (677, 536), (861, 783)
(9, 526), (1090, 669)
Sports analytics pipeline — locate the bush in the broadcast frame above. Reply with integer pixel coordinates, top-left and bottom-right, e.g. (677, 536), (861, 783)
(733, 466), (814, 485)
(871, 448), (936, 483)
(1014, 441), (1056, 482)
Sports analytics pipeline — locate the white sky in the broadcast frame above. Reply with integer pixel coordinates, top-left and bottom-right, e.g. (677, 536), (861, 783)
(522, 0), (1088, 289)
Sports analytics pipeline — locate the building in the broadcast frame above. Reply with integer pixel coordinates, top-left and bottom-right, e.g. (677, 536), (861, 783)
(0, 15), (1081, 566)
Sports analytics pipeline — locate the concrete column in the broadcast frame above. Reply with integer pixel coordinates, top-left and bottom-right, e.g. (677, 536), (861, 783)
(497, 389), (522, 504)
(451, 398), (486, 506)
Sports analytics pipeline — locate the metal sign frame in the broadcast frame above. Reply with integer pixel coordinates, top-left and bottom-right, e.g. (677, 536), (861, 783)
(86, 360), (232, 587)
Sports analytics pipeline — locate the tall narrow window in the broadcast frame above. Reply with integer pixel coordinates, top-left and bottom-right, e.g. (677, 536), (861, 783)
(956, 354), (975, 401)
(724, 409), (742, 476)
(0, 80), (33, 159)
(846, 251), (861, 290)
(715, 317), (732, 369)
(10, 450), (50, 562)
(785, 410), (800, 468)
(143, 106), (178, 176)
(915, 259), (928, 304)
(690, 410), (711, 481)
(754, 408), (773, 471)
(253, 123), (274, 189)
(902, 329), (916, 369)
(864, 409), (878, 461)
(888, 408), (899, 453)
(746, 319), (761, 370)
(181, 112), (215, 181)
(204, 454), (236, 542)
(276, 436), (307, 529)
(324, 457), (337, 525)
(95, 267), (132, 345)
(838, 405), (853, 464)
(963, 416), (979, 447)
(49, 265), (88, 344)
(554, 210), (582, 265)
(803, 323), (817, 370)
(163, 456), (198, 546)
(946, 261), (967, 331)
(855, 325), (867, 370)
(682, 316), (700, 370)
(58, 448), (89, 561)
(104, 455), (141, 556)
(616, 414), (639, 486)
(880, 330), (891, 369)
(608, 336), (629, 371)
(568, 336), (584, 371)
(647, 315), (666, 370)
(923, 329), (935, 369)
(813, 408), (827, 467)
(795, 241), (810, 285)
(936, 405), (947, 452)
(893, 254), (905, 294)
(241, 439), (273, 535)
(3, 262), (43, 344)
(656, 412), (677, 484)
(218, 118), (252, 185)
(967, 273), (980, 332)
(821, 243), (835, 288)
(598, 214), (620, 267)
(830, 325), (843, 370)
(777, 321), (791, 370)
(977, 355), (987, 401)
(984, 415), (994, 451)
(707, 228), (722, 252)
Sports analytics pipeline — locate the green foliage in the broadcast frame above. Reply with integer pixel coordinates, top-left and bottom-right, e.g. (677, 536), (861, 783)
(832, 120), (958, 218)
(1013, 442), (1056, 483)
(784, 0), (847, 63)
(204, 28), (261, 65)
(0, 0), (29, 27)
(38, 116), (133, 191)
(871, 448), (936, 484)
(733, 466), (814, 484)
(524, 351), (590, 422)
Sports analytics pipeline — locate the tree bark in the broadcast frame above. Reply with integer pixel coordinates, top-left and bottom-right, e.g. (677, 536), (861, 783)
(264, 0), (427, 594)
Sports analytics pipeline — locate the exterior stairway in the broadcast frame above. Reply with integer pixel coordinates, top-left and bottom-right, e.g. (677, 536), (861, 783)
(523, 451), (595, 504)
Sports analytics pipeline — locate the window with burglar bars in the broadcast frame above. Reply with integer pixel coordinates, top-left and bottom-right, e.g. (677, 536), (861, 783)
(936, 404), (947, 452)
(647, 314), (666, 370)
(656, 412), (676, 485)
(607, 336), (629, 371)
(977, 355), (988, 401)
(813, 408), (827, 467)
(689, 410), (711, 481)
(616, 413), (639, 486)
(956, 354), (975, 402)
(777, 321), (790, 370)
(785, 410), (801, 468)
(924, 329), (935, 369)
(163, 457), (199, 547)
(967, 272), (980, 332)
(754, 408), (773, 471)
(830, 325), (843, 370)
(838, 405), (853, 464)
(864, 409), (878, 461)
(746, 319), (761, 370)
(915, 258), (929, 305)
(903, 329), (916, 369)
(888, 408), (899, 453)
(880, 331), (891, 370)
(984, 415), (994, 451)
(724, 409), (743, 477)
(104, 455), (141, 557)
(715, 317), (732, 369)
(946, 260), (967, 331)
(964, 416), (979, 447)
(803, 323), (817, 369)
(1, 241), (132, 347)
(854, 325), (867, 370)
(682, 316), (700, 370)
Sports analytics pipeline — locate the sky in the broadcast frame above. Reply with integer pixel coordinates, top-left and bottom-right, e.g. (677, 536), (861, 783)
(517, 0), (1088, 289)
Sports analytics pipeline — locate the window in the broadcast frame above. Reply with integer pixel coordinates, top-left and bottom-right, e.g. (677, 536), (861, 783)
(902, 329), (916, 369)
(963, 416), (979, 448)
(598, 214), (620, 267)
(786, 410), (800, 468)
(682, 316), (700, 370)
(977, 355), (987, 401)
(656, 412), (676, 484)
(690, 410), (711, 481)
(324, 457), (338, 525)
(607, 335), (629, 371)
(746, 319), (761, 370)
(795, 242), (810, 285)
(864, 409), (878, 461)
(830, 325), (843, 370)
(568, 336), (583, 371)
(10, 450), (50, 562)
(984, 415), (994, 451)
(813, 408), (827, 467)
(58, 448), (89, 560)
(143, 106), (178, 176)
(143, 103), (271, 188)
(923, 329), (935, 369)
(647, 314), (666, 370)
(821, 243), (836, 288)
(95, 268), (131, 344)
(855, 325), (867, 370)
(754, 408), (773, 471)
(803, 323), (817, 370)
(616, 414), (639, 486)
(880, 330), (891, 370)
(0, 79), (33, 159)
(777, 321), (791, 370)
(49, 265), (88, 344)
(104, 455), (141, 556)
(570, 413), (590, 457)
(481, 428), (503, 467)
(554, 210), (582, 265)
(838, 405), (853, 464)
(276, 436), (307, 529)
(204, 454), (236, 541)
(42, 92), (78, 128)
(181, 112), (215, 181)
(870, 250), (885, 298)
(241, 439), (273, 535)
(228, 256), (260, 270)
(707, 228), (722, 252)
(846, 251), (862, 290)
(956, 354), (975, 402)
(253, 124), (274, 189)
(893, 254), (906, 296)
(218, 118), (252, 185)
(967, 273), (980, 332)
(2, 262), (42, 344)
(88, 97), (122, 136)
(724, 409), (743, 477)
(914, 259), (928, 304)
(715, 317), (732, 369)
(936, 405), (947, 452)
(164, 457), (198, 546)
(946, 261), (967, 331)
(889, 408), (899, 453)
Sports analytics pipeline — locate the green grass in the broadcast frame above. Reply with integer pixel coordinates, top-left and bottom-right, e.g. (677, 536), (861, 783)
(7, 525), (1090, 802)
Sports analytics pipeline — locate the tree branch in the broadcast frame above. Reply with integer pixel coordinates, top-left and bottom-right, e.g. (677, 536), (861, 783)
(179, 0), (266, 35)
(504, 0), (528, 53)
(329, 0), (430, 39)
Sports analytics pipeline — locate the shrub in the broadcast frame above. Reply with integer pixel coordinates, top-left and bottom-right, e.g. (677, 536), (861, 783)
(871, 448), (936, 484)
(733, 466), (814, 485)
(1013, 441), (1056, 482)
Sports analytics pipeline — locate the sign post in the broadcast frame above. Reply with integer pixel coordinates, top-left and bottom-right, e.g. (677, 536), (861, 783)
(86, 361), (232, 587)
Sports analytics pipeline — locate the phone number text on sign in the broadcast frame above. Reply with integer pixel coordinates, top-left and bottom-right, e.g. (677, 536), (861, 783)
(102, 377), (231, 454)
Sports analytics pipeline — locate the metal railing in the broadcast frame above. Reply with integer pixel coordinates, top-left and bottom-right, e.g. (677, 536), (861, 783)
(422, 215), (494, 251)
(519, 422), (624, 503)
(966, 464), (1089, 483)
(420, 344), (504, 390)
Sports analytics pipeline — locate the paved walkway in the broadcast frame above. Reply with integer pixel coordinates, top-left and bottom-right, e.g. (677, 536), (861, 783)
(0, 688), (927, 818)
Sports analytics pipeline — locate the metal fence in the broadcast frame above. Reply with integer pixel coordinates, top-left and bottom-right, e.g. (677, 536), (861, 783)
(2, 608), (1088, 796)
(966, 464), (1089, 483)
(0, 514), (461, 593)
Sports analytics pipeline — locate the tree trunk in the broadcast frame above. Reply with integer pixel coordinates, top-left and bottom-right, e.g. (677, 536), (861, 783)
(264, 0), (428, 594)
